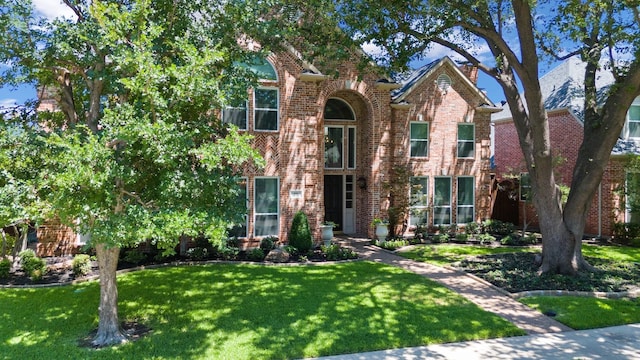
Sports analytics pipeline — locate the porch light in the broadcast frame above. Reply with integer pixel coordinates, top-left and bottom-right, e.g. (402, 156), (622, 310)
(357, 176), (367, 190)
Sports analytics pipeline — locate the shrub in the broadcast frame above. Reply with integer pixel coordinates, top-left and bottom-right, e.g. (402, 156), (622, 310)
(375, 239), (409, 250)
(260, 236), (277, 253)
(282, 245), (298, 256)
(247, 248), (265, 261)
(123, 249), (147, 264)
(19, 249), (47, 280)
(500, 233), (537, 246)
(464, 222), (480, 235)
(431, 233), (450, 243)
(321, 244), (358, 261)
(477, 233), (496, 245)
(482, 219), (516, 236)
(218, 246), (239, 260)
(453, 233), (469, 243)
(72, 254), (92, 277)
(186, 247), (208, 261)
(288, 211), (313, 253)
(612, 222), (640, 246)
(0, 258), (10, 278)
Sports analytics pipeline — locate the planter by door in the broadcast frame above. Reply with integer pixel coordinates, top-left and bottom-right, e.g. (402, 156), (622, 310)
(375, 224), (389, 243)
(320, 225), (334, 246)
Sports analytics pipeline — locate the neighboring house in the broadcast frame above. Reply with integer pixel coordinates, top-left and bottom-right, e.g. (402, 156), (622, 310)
(492, 57), (640, 237)
(35, 52), (498, 255)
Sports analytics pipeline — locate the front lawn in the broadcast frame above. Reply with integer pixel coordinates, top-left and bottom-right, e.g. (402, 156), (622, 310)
(0, 261), (523, 359)
(520, 296), (640, 330)
(397, 244), (536, 266)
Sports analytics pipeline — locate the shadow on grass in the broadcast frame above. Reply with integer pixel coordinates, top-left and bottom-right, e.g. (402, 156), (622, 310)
(0, 261), (522, 359)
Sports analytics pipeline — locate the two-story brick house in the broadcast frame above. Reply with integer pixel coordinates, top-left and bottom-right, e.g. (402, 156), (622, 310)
(492, 57), (640, 237)
(35, 51), (498, 255)
(218, 51), (497, 246)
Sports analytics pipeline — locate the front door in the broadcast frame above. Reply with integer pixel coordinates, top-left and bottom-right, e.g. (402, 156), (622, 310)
(324, 175), (343, 232)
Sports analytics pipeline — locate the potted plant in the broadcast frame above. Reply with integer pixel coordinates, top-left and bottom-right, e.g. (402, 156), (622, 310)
(371, 218), (389, 243)
(320, 221), (337, 246)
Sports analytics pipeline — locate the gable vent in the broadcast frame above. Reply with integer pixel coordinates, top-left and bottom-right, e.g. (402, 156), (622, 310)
(436, 74), (452, 91)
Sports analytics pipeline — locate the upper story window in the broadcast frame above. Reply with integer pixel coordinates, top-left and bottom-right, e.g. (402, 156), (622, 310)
(223, 55), (279, 131)
(625, 97), (640, 139)
(457, 123), (475, 158)
(254, 87), (279, 131)
(410, 122), (429, 157)
(241, 55), (278, 81)
(324, 98), (355, 121)
(222, 100), (248, 130)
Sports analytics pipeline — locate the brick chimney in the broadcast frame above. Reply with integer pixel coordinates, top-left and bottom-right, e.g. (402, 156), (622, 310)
(458, 63), (478, 84)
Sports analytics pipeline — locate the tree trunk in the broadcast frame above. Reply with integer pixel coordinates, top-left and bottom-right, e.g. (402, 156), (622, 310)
(92, 243), (127, 346)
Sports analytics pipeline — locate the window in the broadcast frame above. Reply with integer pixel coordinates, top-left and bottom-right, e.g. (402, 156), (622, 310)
(457, 176), (475, 224)
(520, 173), (531, 201)
(433, 177), (452, 225)
(324, 126), (344, 169)
(410, 122), (429, 157)
(437, 74), (451, 91)
(238, 55), (278, 81)
(457, 123), (475, 158)
(222, 100), (248, 130)
(254, 177), (279, 236)
(254, 88), (278, 131)
(347, 127), (356, 169)
(228, 178), (248, 238)
(626, 172), (640, 224)
(626, 97), (640, 139)
(324, 98), (355, 120)
(409, 177), (429, 226)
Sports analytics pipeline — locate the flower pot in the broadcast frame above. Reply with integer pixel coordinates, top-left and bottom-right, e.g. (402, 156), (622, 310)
(320, 224), (334, 246)
(375, 224), (389, 243)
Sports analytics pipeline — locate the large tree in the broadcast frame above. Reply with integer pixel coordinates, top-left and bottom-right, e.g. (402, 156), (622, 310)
(0, 0), (315, 346)
(336, 0), (640, 275)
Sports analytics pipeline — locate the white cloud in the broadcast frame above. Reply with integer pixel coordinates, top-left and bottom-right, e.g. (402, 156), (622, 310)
(0, 98), (19, 108)
(32, 0), (76, 21)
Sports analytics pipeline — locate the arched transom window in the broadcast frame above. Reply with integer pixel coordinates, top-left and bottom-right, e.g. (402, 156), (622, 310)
(324, 98), (355, 121)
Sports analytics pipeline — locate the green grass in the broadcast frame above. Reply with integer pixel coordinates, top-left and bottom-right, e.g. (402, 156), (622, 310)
(520, 296), (640, 330)
(582, 244), (640, 263)
(0, 261), (523, 359)
(398, 244), (537, 266)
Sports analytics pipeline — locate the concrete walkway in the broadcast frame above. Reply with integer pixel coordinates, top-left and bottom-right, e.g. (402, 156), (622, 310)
(316, 237), (640, 359)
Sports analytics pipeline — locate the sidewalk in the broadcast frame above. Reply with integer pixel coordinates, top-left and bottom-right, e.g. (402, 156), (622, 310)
(319, 237), (640, 359)
(312, 324), (640, 360)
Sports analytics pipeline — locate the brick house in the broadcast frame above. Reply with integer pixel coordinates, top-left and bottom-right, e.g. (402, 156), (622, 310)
(492, 57), (640, 237)
(35, 52), (498, 255)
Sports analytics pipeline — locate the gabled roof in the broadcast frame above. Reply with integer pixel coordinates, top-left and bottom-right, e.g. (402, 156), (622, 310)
(392, 57), (496, 108)
(492, 57), (614, 122)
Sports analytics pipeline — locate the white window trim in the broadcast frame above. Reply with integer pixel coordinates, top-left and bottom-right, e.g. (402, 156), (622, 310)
(253, 177), (280, 237)
(457, 123), (475, 159)
(324, 125), (345, 169)
(433, 176), (452, 225)
(253, 87), (279, 132)
(347, 126), (357, 170)
(410, 121), (430, 158)
(409, 176), (429, 227)
(456, 176), (475, 224)
(624, 97), (640, 140)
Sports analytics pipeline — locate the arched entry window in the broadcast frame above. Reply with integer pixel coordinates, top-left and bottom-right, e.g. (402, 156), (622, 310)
(324, 98), (355, 120)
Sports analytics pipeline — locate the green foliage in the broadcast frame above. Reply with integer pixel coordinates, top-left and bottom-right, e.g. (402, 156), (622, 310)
(71, 254), (92, 277)
(464, 222), (480, 235)
(123, 249), (146, 265)
(477, 233), (497, 245)
(217, 245), (239, 261)
(482, 220), (516, 236)
(288, 211), (312, 253)
(375, 239), (409, 250)
(383, 165), (412, 237)
(259, 236), (277, 253)
(320, 244), (358, 261)
(186, 247), (209, 261)
(431, 233), (450, 244)
(612, 222), (640, 247)
(453, 233), (469, 243)
(0, 258), (10, 278)
(500, 234), (538, 246)
(19, 249), (46, 280)
(247, 248), (265, 262)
